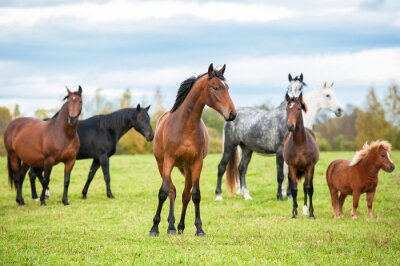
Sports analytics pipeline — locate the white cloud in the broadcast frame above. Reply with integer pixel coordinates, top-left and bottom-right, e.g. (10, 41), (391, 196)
(0, 1), (295, 30)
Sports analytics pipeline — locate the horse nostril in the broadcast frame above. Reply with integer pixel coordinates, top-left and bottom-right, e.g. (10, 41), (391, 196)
(287, 124), (295, 132)
(336, 108), (343, 117)
(228, 111), (237, 121)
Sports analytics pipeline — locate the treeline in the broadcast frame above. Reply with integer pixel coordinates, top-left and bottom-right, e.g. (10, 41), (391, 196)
(0, 84), (398, 155)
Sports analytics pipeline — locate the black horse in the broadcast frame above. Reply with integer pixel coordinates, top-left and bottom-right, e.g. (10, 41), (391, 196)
(29, 104), (154, 199)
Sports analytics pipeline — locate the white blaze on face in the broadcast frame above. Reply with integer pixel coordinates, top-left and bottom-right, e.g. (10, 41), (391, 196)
(387, 151), (394, 164)
(73, 96), (76, 100)
(289, 102), (295, 109)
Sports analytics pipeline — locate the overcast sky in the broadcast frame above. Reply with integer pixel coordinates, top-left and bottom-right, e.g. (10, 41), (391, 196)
(0, 0), (399, 116)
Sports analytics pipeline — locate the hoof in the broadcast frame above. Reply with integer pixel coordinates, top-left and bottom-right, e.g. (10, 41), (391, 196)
(18, 203), (25, 207)
(309, 215), (316, 220)
(40, 201), (46, 206)
(215, 194), (223, 201)
(62, 200), (69, 206)
(167, 229), (176, 235)
(195, 230), (205, 237)
(82, 194), (87, 200)
(149, 231), (159, 237)
(178, 229), (184, 235)
(277, 194), (284, 201)
(107, 194), (114, 199)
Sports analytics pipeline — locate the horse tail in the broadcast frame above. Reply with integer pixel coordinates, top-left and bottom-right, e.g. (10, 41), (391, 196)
(226, 146), (239, 193)
(7, 155), (14, 189)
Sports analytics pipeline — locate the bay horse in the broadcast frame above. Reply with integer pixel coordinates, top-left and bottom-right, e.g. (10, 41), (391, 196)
(215, 74), (341, 201)
(28, 104), (154, 199)
(326, 140), (395, 219)
(283, 92), (319, 218)
(149, 64), (236, 237)
(4, 86), (82, 206)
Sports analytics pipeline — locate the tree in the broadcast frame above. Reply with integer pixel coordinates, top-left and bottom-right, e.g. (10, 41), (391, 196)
(83, 88), (113, 118)
(34, 108), (57, 119)
(355, 88), (392, 147)
(120, 88), (132, 108)
(0, 107), (12, 155)
(13, 104), (21, 118)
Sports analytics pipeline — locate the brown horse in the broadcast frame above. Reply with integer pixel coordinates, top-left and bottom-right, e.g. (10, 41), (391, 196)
(149, 64), (236, 236)
(283, 92), (319, 219)
(326, 140), (395, 219)
(4, 86), (83, 206)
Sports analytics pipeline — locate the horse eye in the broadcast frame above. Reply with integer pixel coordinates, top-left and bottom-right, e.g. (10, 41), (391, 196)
(213, 87), (218, 91)
(326, 94), (331, 99)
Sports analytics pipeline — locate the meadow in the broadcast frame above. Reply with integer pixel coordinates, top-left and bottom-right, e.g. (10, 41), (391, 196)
(1, 151), (399, 265)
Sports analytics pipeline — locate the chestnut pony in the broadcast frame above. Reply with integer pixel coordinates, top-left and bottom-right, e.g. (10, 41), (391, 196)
(149, 64), (237, 236)
(326, 140), (395, 219)
(4, 87), (82, 206)
(283, 92), (319, 219)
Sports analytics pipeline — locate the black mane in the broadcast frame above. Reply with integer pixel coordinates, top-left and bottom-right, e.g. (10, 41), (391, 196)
(98, 108), (136, 130)
(170, 70), (225, 113)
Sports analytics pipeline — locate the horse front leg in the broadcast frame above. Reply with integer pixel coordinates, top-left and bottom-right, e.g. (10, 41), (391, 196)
(276, 151), (284, 201)
(305, 166), (315, 219)
(215, 146), (234, 201)
(149, 159), (173, 237)
(178, 167), (192, 234)
(29, 168), (39, 200)
(82, 159), (100, 199)
(62, 160), (75, 206)
(191, 160), (205, 236)
(366, 189), (376, 218)
(288, 166), (298, 218)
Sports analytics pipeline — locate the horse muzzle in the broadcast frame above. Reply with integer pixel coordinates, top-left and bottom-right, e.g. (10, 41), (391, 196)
(225, 111), (237, 122)
(146, 132), (154, 142)
(287, 123), (295, 132)
(68, 115), (79, 124)
(387, 164), (395, 173)
(335, 108), (343, 117)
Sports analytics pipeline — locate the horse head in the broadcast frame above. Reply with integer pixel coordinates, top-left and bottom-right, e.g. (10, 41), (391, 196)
(318, 82), (343, 117)
(134, 104), (154, 141)
(65, 86), (83, 124)
(287, 73), (306, 98)
(285, 92), (307, 132)
(203, 63), (237, 121)
(374, 142), (395, 173)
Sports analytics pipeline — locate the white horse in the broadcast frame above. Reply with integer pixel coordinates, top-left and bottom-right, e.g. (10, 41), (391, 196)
(233, 82), (342, 201)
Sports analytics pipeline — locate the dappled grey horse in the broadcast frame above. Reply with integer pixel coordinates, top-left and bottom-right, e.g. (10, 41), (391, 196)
(215, 74), (343, 201)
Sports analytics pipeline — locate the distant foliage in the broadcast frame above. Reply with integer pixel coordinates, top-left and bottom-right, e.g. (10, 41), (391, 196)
(0, 107), (12, 155)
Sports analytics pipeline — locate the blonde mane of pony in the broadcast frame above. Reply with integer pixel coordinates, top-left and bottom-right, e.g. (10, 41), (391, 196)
(349, 140), (392, 166)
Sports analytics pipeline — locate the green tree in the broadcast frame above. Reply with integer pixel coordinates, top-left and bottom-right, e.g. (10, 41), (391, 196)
(0, 107), (12, 155)
(120, 88), (132, 108)
(13, 104), (21, 118)
(355, 88), (392, 147)
(83, 88), (113, 117)
(384, 83), (400, 148)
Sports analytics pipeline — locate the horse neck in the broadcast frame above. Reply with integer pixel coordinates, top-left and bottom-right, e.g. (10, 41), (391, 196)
(115, 109), (137, 140)
(172, 80), (206, 130)
(360, 152), (381, 179)
(302, 90), (320, 129)
(51, 103), (77, 137)
(292, 112), (306, 145)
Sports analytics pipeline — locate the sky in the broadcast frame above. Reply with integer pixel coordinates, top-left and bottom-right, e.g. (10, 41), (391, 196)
(0, 0), (399, 117)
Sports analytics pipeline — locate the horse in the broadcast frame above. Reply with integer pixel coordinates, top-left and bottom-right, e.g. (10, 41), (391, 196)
(326, 140), (395, 219)
(149, 64), (236, 237)
(28, 104), (154, 199)
(4, 86), (83, 206)
(283, 92), (319, 219)
(215, 74), (341, 201)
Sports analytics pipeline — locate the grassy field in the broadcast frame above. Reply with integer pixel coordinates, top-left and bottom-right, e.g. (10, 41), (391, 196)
(1, 151), (400, 265)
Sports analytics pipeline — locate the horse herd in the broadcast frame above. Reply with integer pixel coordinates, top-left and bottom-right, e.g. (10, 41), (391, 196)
(4, 64), (396, 236)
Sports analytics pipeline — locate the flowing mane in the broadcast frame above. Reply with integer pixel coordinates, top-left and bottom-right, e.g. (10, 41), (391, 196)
(349, 140), (392, 166)
(170, 70), (225, 112)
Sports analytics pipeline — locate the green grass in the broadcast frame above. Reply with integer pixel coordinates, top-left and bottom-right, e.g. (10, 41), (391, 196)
(1, 151), (400, 265)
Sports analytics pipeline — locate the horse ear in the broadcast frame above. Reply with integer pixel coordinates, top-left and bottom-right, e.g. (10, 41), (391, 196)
(323, 81), (327, 87)
(218, 64), (226, 75)
(331, 82), (334, 87)
(78, 85), (82, 95)
(299, 73), (303, 82)
(145, 105), (151, 111)
(300, 93), (307, 112)
(137, 104), (141, 111)
(66, 86), (72, 95)
(288, 73), (292, 82)
(285, 92), (290, 102)
(208, 63), (214, 78)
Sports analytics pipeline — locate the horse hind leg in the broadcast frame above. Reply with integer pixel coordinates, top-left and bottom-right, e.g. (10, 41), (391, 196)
(288, 166), (298, 218)
(238, 146), (253, 200)
(302, 182), (309, 216)
(338, 193), (346, 217)
(215, 147), (232, 201)
(276, 151), (284, 201)
(9, 155), (24, 206)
